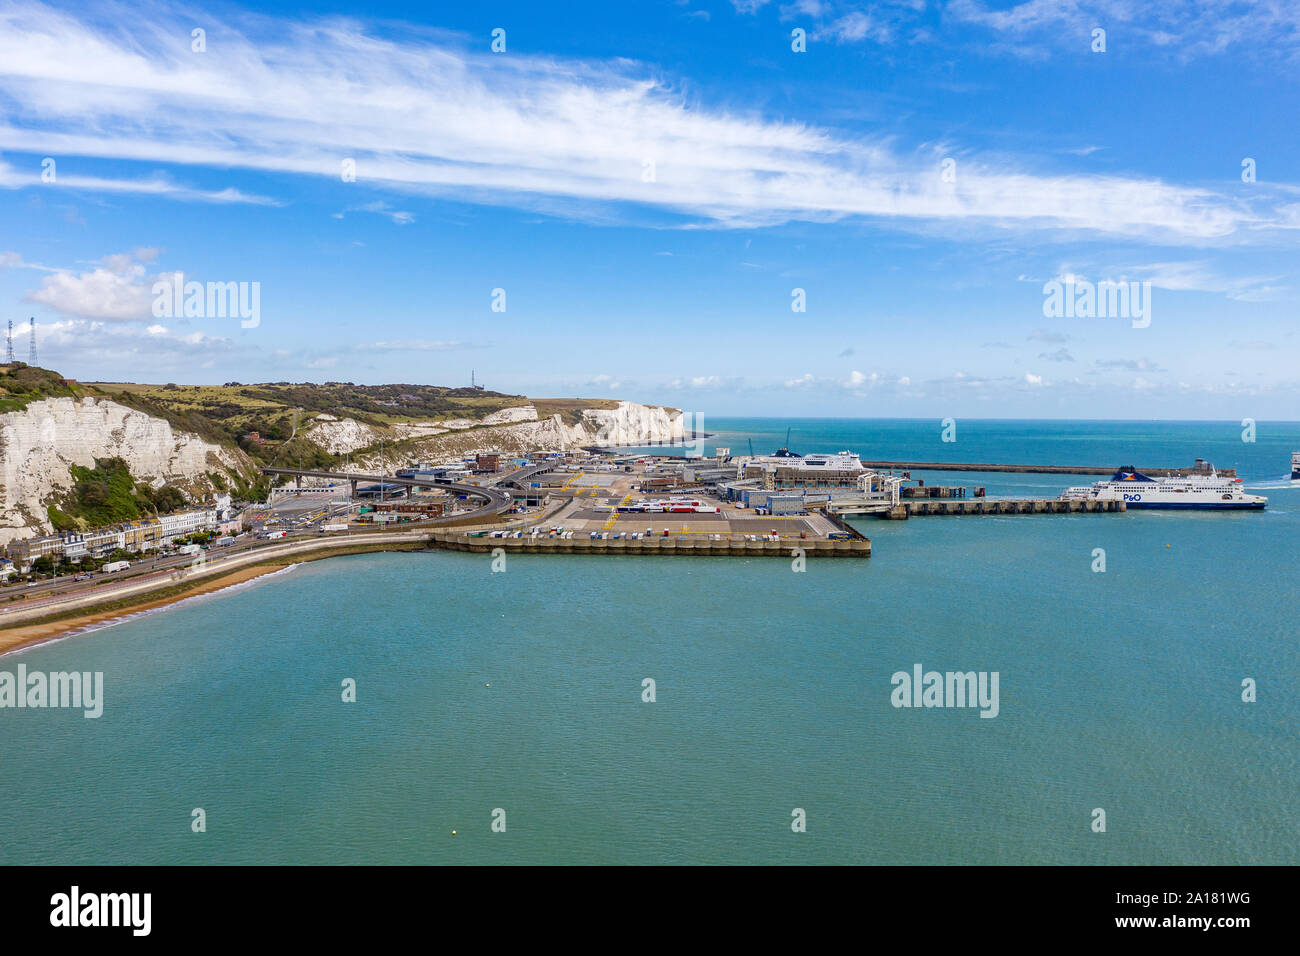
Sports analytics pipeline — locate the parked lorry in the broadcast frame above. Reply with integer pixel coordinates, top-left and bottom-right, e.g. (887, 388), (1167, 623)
(102, 561), (131, 573)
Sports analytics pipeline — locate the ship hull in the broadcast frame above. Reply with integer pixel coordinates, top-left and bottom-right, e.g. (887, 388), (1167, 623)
(1123, 500), (1266, 510)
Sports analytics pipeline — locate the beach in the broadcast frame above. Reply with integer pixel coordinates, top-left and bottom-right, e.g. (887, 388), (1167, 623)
(0, 563), (290, 657)
(0, 533), (434, 657)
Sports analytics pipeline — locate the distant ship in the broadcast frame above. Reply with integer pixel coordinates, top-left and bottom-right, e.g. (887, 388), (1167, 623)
(1060, 467), (1266, 510)
(1292, 451), (1299, 480)
(772, 426), (801, 458)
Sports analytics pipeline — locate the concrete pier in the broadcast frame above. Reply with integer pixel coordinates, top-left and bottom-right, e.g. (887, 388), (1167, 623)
(857, 461), (1233, 478)
(902, 498), (1125, 516)
(830, 498), (1125, 518)
(426, 530), (871, 557)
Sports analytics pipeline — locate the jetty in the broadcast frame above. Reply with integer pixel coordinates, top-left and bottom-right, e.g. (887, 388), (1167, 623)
(856, 460), (1234, 478)
(827, 498), (1126, 519)
(426, 529), (870, 557)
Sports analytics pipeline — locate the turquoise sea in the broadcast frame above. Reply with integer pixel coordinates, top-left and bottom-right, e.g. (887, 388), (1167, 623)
(2, 419), (1297, 864)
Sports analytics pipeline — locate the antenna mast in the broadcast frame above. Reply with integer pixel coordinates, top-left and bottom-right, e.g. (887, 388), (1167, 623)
(5, 320), (13, 364)
(27, 317), (36, 366)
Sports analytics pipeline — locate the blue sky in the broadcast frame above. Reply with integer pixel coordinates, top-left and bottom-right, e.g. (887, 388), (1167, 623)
(1, 0), (1298, 418)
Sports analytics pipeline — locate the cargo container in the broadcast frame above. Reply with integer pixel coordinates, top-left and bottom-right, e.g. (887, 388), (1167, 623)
(320, 523), (349, 532)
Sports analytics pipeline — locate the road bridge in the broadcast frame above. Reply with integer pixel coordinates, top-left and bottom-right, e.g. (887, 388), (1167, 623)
(260, 467), (512, 520)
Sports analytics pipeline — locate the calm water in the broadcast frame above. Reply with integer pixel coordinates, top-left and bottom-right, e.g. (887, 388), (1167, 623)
(2, 419), (1297, 864)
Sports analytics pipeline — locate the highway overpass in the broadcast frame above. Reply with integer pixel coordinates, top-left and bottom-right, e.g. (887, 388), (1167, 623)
(260, 467), (513, 520)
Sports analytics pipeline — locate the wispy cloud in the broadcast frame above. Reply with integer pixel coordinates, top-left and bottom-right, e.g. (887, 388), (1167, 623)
(949, 0), (1300, 61)
(0, 1), (1293, 242)
(360, 339), (470, 352)
(0, 156), (279, 205)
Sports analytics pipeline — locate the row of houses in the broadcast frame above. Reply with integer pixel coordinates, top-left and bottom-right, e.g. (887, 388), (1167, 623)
(5, 500), (242, 572)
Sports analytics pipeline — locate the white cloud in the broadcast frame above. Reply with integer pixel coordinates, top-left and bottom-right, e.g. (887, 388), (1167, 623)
(0, 160), (278, 205)
(0, 1), (1290, 242)
(343, 201), (416, 225)
(1024, 372), (1043, 385)
(33, 317), (236, 366)
(24, 253), (153, 321)
(816, 11), (890, 45)
(949, 0), (1300, 61)
(360, 339), (468, 351)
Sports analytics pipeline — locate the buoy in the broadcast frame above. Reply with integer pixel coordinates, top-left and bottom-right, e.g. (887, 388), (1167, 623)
(485, 682), (490, 687)
(451, 830), (457, 835)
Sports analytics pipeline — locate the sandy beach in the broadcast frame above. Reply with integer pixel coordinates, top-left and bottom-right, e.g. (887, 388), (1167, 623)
(0, 563), (290, 658)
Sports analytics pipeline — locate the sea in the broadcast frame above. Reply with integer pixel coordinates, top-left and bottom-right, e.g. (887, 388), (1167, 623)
(1, 418), (1296, 865)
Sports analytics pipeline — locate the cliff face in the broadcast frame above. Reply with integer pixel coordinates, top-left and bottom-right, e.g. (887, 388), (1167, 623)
(0, 396), (256, 546)
(304, 400), (686, 460)
(580, 402), (685, 446)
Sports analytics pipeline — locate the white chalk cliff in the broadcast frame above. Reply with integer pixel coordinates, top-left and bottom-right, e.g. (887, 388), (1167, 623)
(305, 401), (687, 460)
(0, 397), (255, 547)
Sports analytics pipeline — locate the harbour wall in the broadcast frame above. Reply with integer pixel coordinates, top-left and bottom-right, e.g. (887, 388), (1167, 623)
(426, 530), (870, 557)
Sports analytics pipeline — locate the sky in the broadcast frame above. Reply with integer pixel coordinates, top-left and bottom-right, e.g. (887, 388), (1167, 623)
(0, 0), (1298, 419)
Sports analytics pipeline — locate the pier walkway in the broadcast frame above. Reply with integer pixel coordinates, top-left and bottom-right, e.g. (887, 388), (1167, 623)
(828, 498), (1126, 518)
(427, 529), (870, 557)
(857, 461), (1229, 477)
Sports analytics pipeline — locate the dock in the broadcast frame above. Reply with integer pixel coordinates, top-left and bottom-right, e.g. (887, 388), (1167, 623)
(856, 461), (1233, 478)
(829, 498), (1126, 518)
(426, 529), (870, 557)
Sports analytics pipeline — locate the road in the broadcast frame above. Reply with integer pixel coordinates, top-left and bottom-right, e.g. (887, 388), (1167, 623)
(260, 467), (512, 518)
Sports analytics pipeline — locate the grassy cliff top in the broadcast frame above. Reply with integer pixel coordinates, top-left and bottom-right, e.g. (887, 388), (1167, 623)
(85, 380), (530, 424)
(0, 363), (85, 412)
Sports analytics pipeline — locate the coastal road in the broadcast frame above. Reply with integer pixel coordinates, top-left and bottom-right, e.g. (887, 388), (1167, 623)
(261, 467), (512, 520)
(0, 528), (436, 626)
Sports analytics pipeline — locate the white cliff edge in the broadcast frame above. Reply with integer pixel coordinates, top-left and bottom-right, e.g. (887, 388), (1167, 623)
(0, 396), (255, 547)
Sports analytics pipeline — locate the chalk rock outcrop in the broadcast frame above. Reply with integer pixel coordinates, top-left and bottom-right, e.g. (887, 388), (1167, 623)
(0, 397), (255, 546)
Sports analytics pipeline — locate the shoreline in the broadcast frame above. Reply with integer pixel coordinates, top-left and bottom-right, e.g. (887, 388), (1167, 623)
(0, 538), (429, 658)
(0, 563), (292, 658)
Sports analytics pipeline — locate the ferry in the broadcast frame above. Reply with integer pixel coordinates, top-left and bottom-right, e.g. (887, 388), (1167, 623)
(1291, 451), (1299, 480)
(1060, 467), (1266, 510)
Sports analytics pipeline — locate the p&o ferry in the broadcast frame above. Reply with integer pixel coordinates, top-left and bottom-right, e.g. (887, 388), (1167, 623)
(1060, 467), (1266, 510)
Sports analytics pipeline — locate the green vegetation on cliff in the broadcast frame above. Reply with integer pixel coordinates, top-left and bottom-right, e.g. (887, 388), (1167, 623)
(0, 363), (84, 412)
(84, 380), (529, 466)
(46, 457), (191, 532)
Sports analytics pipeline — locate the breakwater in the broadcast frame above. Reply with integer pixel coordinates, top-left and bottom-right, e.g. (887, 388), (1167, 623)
(901, 498), (1126, 516)
(426, 530), (870, 557)
(858, 461), (1233, 477)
